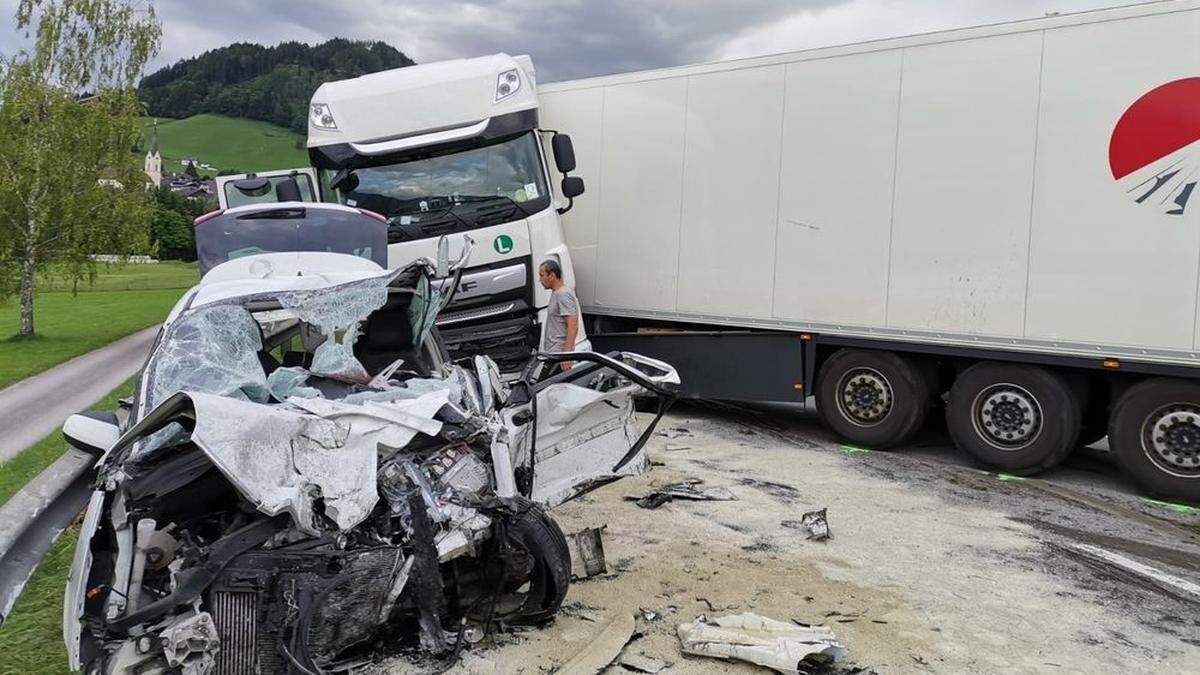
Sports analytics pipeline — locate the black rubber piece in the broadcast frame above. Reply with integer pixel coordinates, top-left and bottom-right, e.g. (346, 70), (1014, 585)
(815, 349), (932, 449)
(1108, 378), (1200, 503)
(945, 363), (1081, 475)
(501, 498), (571, 625)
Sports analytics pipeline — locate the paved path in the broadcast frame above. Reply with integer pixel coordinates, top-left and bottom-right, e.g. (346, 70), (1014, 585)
(0, 325), (159, 463)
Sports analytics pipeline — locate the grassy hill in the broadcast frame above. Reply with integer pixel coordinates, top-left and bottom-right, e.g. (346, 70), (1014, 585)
(141, 114), (309, 174)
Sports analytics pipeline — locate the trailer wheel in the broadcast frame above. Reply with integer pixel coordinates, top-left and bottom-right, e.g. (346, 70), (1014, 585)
(816, 349), (931, 448)
(946, 363), (1080, 475)
(1109, 378), (1200, 502)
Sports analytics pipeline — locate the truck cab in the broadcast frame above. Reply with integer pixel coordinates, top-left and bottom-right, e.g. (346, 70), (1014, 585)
(305, 53), (588, 372)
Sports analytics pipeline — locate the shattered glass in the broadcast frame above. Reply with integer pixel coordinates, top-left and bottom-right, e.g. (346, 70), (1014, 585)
(148, 304), (270, 408)
(278, 276), (391, 384)
(266, 366), (322, 401)
(407, 274), (446, 344)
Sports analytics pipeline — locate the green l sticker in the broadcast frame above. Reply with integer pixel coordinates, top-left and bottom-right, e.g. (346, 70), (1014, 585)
(493, 234), (514, 254)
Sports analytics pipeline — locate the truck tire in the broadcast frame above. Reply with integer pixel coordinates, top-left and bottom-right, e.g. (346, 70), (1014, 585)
(816, 349), (931, 448)
(1108, 378), (1200, 503)
(946, 363), (1081, 475)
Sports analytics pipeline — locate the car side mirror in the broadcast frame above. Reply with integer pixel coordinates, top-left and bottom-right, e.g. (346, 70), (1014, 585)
(561, 176), (585, 199)
(62, 411), (121, 456)
(551, 134), (577, 174)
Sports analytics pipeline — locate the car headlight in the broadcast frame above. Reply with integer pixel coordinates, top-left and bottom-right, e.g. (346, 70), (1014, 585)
(495, 69), (521, 102)
(310, 102), (338, 130)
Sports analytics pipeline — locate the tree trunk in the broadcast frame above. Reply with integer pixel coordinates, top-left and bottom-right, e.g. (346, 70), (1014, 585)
(19, 221), (37, 337)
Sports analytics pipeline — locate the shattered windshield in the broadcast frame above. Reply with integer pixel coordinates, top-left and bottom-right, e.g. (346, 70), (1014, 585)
(147, 304), (270, 408)
(144, 266), (450, 415)
(341, 132), (550, 240)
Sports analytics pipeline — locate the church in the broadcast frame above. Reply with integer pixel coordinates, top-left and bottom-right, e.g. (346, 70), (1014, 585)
(144, 123), (162, 189)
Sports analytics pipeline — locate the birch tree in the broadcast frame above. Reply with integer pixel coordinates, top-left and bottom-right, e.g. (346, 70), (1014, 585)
(0, 0), (160, 336)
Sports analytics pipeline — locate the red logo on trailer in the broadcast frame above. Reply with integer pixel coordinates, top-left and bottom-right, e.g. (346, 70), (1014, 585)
(1110, 78), (1200, 215)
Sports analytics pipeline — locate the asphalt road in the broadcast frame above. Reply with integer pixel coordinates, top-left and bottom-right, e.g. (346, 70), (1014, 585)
(0, 325), (158, 463)
(416, 404), (1200, 674)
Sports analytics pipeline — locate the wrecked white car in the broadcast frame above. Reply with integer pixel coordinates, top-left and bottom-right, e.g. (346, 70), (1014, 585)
(24, 204), (678, 674)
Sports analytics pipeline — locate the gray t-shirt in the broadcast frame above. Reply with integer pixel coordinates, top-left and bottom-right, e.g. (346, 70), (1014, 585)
(543, 286), (579, 353)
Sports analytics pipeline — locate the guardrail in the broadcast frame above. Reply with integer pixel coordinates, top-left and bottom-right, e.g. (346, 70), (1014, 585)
(0, 448), (98, 624)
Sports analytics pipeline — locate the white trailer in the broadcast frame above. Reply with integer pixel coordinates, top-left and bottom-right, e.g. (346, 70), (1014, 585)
(539, 0), (1200, 501)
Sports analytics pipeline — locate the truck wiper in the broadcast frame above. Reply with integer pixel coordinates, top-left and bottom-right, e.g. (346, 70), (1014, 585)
(454, 194), (530, 217)
(387, 206), (470, 243)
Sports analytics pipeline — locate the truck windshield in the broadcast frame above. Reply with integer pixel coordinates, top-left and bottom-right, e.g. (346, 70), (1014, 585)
(343, 132), (550, 241)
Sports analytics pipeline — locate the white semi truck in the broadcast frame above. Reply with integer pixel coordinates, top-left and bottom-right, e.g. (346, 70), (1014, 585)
(301, 54), (590, 373)
(238, 0), (1199, 501)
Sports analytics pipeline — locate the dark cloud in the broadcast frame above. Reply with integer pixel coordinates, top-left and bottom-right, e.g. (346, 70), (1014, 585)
(145, 0), (812, 82)
(0, 0), (1128, 82)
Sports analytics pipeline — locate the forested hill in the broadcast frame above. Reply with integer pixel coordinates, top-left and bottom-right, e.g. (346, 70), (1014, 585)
(139, 39), (414, 133)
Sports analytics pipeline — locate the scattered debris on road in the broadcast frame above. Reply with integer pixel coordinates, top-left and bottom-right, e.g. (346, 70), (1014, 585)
(629, 478), (738, 509)
(618, 650), (671, 673)
(801, 508), (832, 541)
(567, 526), (608, 580)
(676, 612), (845, 674)
(557, 611), (636, 674)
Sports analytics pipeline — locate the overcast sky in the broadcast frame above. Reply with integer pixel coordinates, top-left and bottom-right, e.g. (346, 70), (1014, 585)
(1, 0), (1143, 82)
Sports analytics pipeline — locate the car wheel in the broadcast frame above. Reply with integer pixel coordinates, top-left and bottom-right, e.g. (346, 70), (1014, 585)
(816, 349), (932, 448)
(1109, 378), (1200, 503)
(492, 498), (571, 625)
(946, 362), (1080, 475)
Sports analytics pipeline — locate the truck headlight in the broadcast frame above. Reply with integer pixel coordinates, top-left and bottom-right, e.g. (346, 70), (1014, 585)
(310, 102), (338, 130)
(495, 69), (521, 102)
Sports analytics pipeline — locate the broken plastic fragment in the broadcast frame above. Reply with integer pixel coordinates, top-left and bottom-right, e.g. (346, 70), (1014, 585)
(629, 479), (738, 509)
(676, 612), (845, 674)
(567, 527), (607, 580)
(800, 508), (831, 541)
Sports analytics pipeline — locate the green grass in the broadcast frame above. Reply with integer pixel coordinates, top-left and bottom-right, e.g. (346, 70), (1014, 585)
(0, 380), (133, 675)
(0, 263), (196, 389)
(37, 261), (198, 292)
(143, 114), (308, 173)
(0, 526), (76, 675)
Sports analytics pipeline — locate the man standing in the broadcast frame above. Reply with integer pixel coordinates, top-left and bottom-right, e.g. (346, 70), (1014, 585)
(537, 259), (579, 372)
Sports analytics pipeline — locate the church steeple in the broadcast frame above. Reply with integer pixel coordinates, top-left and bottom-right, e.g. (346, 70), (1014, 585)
(144, 120), (162, 188)
(148, 121), (160, 157)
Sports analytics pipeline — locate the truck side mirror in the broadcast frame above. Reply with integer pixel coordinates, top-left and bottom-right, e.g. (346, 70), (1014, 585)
(561, 176), (585, 199)
(62, 411), (121, 456)
(552, 134), (577, 174)
(275, 177), (302, 202)
(331, 168), (359, 193)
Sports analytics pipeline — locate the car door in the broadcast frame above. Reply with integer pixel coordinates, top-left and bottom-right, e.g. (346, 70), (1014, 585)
(501, 351), (679, 507)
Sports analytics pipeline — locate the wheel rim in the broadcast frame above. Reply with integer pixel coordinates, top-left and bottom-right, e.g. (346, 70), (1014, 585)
(835, 367), (893, 427)
(1141, 403), (1200, 477)
(971, 383), (1043, 451)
